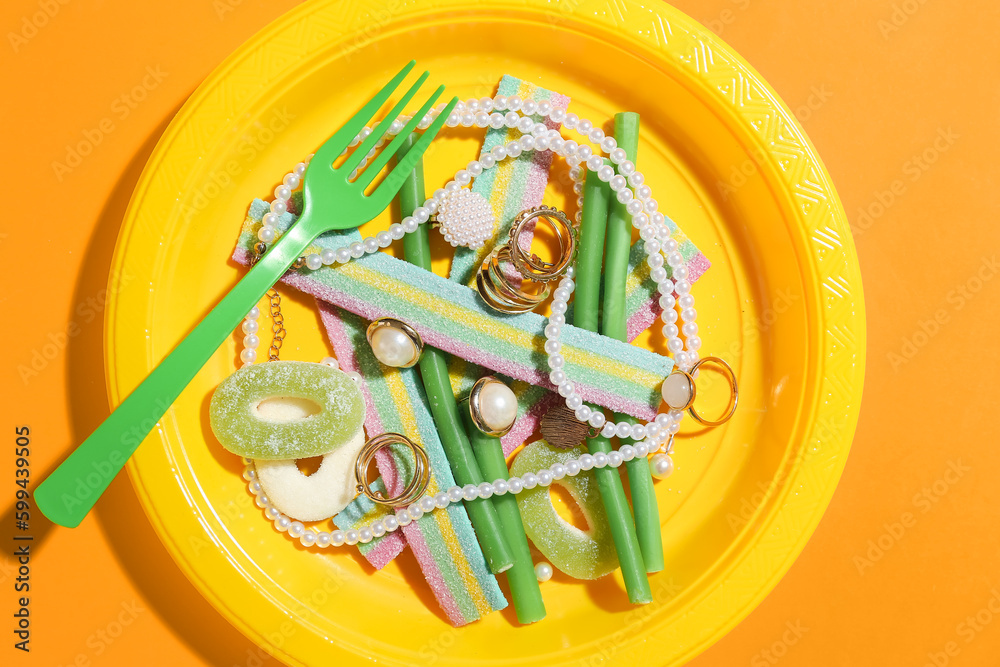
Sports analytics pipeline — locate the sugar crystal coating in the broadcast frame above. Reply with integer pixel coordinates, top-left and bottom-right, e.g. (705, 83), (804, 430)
(511, 440), (617, 579)
(209, 361), (365, 459)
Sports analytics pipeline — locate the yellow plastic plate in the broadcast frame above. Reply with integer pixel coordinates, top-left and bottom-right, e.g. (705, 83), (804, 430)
(105, 1), (865, 665)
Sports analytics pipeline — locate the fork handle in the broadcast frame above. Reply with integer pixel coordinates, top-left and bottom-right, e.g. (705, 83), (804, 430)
(34, 220), (319, 527)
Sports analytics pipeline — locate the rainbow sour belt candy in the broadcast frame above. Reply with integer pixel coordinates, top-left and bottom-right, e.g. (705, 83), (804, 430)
(446, 75), (570, 454)
(326, 306), (506, 626)
(233, 212), (674, 421)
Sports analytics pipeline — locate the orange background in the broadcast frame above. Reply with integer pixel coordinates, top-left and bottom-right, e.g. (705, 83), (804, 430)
(2, 1), (999, 665)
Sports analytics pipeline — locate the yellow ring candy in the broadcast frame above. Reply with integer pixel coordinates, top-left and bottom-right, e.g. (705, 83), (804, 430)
(511, 440), (618, 580)
(209, 361), (365, 460)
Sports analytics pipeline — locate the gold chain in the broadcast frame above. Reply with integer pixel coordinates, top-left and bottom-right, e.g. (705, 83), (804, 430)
(249, 241), (289, 362)
(266, 288), (285, 361)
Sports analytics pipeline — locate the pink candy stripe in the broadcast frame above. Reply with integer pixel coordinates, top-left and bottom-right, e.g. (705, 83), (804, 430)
(402, 521), (468, 626)
(362, 531), (407, 570)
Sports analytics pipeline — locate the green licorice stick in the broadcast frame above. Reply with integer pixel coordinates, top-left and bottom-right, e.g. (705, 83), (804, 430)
(604, 112), (664, 574)
(573, 167), (610, 331)
(464, 412), (547, 624)
(575, 168), (652, 605)
(396, 135), (514, 574)
(603, 112), (640, 341)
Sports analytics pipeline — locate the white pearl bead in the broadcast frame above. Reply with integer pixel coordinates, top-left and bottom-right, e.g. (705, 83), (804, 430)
(535, 562), (554, 582)
(651, 453), (674, 479)
(601, 422), (617, 438)
(370, 326), (417, 367)
(478, 381), (518, 432)
(240, 348), (256, 364)
(522, 473), (538, 489)
(477, 482), (494, 499)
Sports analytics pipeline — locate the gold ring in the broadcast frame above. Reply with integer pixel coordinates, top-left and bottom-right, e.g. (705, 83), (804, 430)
(507, 206), (577, 283)
(354, 432), (429, 507)
(475, 205), (576, 314)
(687, 356), (738, 427)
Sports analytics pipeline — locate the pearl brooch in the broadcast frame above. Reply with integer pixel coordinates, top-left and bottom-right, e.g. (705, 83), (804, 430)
(435, 188), (496, 249)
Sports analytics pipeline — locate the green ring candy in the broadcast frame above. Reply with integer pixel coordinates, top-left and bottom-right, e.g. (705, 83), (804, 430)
(209, 361), (366, 460)
(511, 441), (618, 580)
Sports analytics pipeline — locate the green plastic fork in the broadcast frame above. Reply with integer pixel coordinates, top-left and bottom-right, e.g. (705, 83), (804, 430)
(35, 61), (458, 528)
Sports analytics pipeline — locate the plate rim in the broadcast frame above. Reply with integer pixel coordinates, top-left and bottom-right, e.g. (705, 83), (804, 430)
(104, 0), (866, 664)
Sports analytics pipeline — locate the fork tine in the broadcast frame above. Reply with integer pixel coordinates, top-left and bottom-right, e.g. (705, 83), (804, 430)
(371, 95), (460, 206)
(312, 60), (416, 168)
(355, 84), (445, 191)
(341, 70), (430, 176)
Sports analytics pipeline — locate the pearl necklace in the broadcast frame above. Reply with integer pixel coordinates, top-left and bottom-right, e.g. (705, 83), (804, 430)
(236, 93), (707, 546)
(240, 309), (677, 549)
(241, 432), (666, 549)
